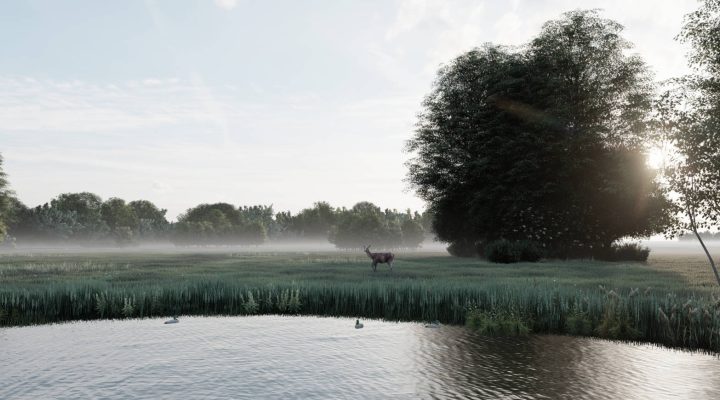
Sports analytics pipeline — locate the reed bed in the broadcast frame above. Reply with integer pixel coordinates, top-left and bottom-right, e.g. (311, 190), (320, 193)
(1, 251), (719, 353)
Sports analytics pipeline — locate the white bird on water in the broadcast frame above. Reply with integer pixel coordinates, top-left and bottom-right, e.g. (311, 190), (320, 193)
(164, 316), (179, 324)
(355, 319), (364, 329)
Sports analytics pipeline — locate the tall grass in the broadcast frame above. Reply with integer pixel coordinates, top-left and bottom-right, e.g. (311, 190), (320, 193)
(2, 278), (720, 352)
(1, 251), (719, 353)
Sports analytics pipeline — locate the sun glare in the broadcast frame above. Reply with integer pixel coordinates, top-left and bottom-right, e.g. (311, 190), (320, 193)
(646, 147), (666, 170)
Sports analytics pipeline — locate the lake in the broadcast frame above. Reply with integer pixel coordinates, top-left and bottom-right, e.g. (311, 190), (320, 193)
(1, 316), (718, 399)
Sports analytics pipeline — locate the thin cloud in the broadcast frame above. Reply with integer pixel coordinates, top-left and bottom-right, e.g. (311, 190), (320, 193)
(0, 77), (237, 132)
(214, 0), (238, 10)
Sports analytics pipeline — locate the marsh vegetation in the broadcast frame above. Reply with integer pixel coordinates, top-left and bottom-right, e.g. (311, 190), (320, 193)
(1, 250), (719, 353)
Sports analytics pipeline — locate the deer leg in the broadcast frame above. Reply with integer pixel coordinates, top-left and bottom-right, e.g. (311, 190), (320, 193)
(389, 261), (393, 272)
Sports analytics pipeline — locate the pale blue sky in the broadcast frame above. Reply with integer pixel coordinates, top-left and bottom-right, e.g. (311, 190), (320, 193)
(1, 0), (698, 219)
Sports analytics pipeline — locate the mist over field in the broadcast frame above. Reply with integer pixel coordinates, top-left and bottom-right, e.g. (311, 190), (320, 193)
(5, 6), (720, 396)
(0, 239), (450, 254)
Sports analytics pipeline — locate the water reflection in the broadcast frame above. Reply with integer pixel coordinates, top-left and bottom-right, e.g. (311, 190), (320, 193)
(1, 316), (718, 399)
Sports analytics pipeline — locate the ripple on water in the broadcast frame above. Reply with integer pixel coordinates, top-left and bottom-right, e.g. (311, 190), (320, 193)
(1, 316), (720, 399)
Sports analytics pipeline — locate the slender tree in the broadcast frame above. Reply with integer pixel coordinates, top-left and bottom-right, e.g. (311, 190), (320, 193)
(659, 0), (720, 284)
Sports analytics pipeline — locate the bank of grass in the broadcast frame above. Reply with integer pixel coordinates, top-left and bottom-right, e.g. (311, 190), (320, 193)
(1, 250), (719, 352)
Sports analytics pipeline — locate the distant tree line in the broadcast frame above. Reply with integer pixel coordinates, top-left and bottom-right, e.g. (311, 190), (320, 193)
(2, 191), (171, 246)
(0, 165), (430, 249)
(171, 201), (430, 249)
(679, 232), (720, 241)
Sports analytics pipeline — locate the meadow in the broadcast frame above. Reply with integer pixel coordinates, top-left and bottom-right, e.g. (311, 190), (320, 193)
(1, 247), (720, 352)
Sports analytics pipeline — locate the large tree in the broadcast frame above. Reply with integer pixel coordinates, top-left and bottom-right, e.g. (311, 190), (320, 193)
(101, 198), (139, 244)
(329, 202), (402, 249)
(50, 192), (108, 240)
(171, 203), (267, 246)
(289, 202), (338, 239)
(129, 200), (169, 239)
(407, 10), (671, 257)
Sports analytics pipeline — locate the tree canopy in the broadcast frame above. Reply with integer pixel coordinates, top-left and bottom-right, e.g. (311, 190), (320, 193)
(407, 10), (671, 257)
(171, 203), (267, 246)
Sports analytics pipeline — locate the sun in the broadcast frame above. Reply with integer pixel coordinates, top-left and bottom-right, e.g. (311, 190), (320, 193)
(646, 147), (667, 170)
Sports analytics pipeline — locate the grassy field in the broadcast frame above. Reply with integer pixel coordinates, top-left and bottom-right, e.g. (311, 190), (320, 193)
(1, 248), (720, 352)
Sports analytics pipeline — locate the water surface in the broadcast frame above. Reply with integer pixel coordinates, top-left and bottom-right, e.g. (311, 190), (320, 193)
(1, 316), (719, 399)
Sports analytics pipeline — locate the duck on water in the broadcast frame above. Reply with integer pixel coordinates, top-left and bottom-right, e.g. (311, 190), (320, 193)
(165, 316), (179, 324)
(424, 320), (441, 328)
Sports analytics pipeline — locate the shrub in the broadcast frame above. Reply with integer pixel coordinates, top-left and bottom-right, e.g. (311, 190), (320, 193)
(122, 297), (135, 318)
(243, 291), (259, 314)
(515, 240), (543, 262)
(594, 242), (650, 262)
(565, 309), (593, 336)
(484, 239), (543, 263)
(485, 239), (517, 263)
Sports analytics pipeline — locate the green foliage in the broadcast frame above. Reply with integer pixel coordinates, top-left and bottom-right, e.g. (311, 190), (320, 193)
(12, 192), (110, 241)
(446, 240), (479, 258)
(678, 0), (720, 76)
(329, 202), (403, 249)
(101, 198), (139, 245)
(101, 198), (138, 231)
(594, 243), (650, 262)
(243, 291), (259, 314)
(0, 154), (12, 241)
(565, 308), (593, 336)
(9, 194), (170, 245)
(129, 200), (169, 239)
(50, 192), (108, 240)
(122, 297), (135, 318)
(407, 10), (671, 258)
(287, 289), (302, 313)
(485, 240), (518, 263)
(243, 221), (267, 245)
(484, 239), (543, 263)
(171, 203), (267, 246)
(516, 240), (543, 262)
(2, 190), (426, 248)
(239, 205), (277, 238)
(284, 202), (337, 239)
(3, 197), (28, 239)
(95, 292), (108, 318)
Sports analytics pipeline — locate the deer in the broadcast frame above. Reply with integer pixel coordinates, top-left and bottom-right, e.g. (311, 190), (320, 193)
(364, 245), (394, 272)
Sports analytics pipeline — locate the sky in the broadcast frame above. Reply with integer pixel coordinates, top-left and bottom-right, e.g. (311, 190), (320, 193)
(0, 0), (700, 220)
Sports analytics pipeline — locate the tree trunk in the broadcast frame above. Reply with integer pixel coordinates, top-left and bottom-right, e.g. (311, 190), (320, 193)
(689, 209), (720, 286)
